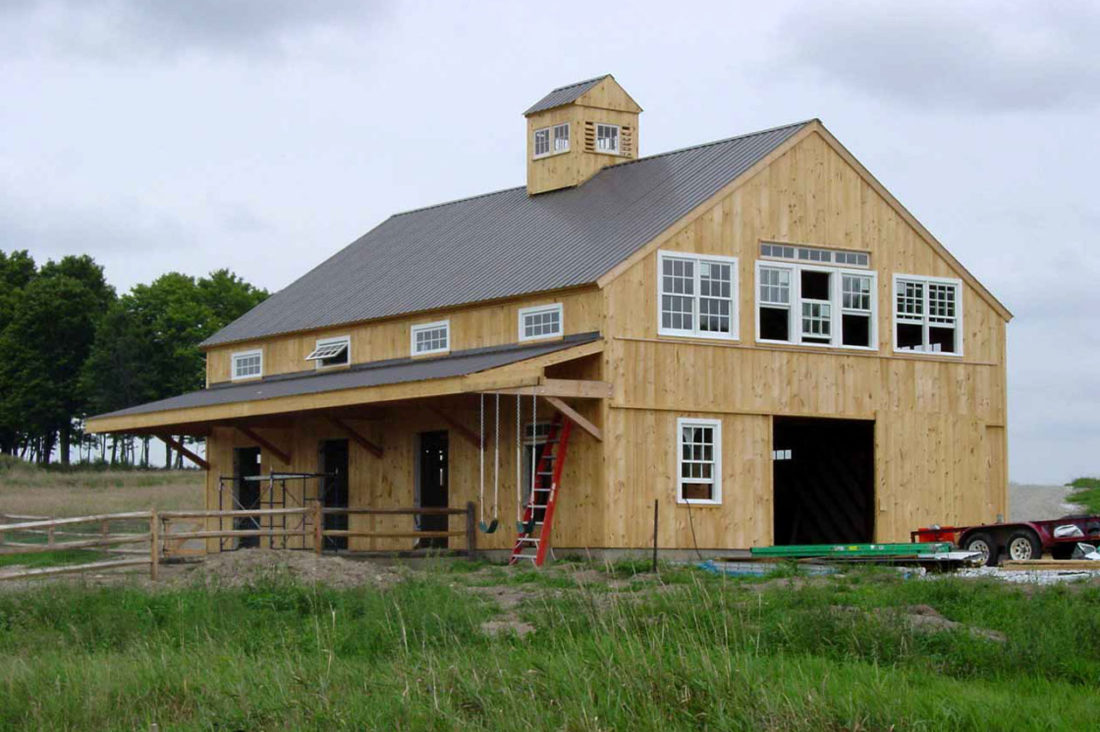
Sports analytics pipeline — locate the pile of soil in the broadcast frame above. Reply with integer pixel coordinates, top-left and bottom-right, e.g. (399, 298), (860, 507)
(170, 549), (403, 590)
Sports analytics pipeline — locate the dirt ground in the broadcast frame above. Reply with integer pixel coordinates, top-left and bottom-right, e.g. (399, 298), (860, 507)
(0, 466), (203, 518)
(1009, 482), (1080, 521)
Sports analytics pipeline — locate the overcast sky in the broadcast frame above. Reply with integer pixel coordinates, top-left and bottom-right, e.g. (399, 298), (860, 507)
(1, 0), (1097, 484)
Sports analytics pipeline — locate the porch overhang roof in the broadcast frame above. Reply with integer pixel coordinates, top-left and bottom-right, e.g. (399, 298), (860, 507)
(86, 332), (604, 436)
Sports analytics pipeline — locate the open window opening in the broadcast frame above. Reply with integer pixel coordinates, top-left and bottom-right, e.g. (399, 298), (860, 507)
(306, 336), (350, 368)
(756, 260), (876, 349)
(894, 276), (961, 354)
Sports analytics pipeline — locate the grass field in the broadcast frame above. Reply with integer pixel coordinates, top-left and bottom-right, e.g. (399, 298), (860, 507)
(1068, 476), (1100, 514)
(0, 563), (1098, 729)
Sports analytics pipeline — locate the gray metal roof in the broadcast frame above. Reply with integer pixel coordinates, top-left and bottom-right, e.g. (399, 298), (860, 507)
(97, 332), (599, 421)
(202, 120), (810, 347)
(524, 75), (609, 116)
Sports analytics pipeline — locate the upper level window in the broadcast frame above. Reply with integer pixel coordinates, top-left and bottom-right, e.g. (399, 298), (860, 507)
(411, 320), (450, 356)
(553, 123), (570, 153)
(306, 336), (350, 369)
(231, 349), (262, 380)
(761, 242), (870, 268)
(658, 251), (738, 340)
(596, 123), (620, 154)
(677, 418), (722, 505)
(894, 275), (962, 355)
(518, 303), (563, 341)
(756, 261), (876, 349)
(534, 127), (551, 157)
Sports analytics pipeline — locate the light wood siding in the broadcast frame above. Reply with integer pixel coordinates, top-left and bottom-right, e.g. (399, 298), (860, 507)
(602, 130), (1008, 546)
(206, 287), (602, 385)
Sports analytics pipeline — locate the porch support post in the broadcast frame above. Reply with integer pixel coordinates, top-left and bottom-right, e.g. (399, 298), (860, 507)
(428, 407), (482, 451)
(237, 426), (291, 465)
(327, 416), (383, 458)
(544, 396), (602, 442)
(155, 433), (210, 470)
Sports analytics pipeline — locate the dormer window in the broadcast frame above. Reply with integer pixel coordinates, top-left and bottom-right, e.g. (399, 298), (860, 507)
(411, 320), (450, 356)
(306, 335), (350, 369)
(596, 123), (620, 154)
(231, 349), (263, 381)
(534, 128), (551, 157)
(534, 123), (570, 158)
(553, 123), (570, 152)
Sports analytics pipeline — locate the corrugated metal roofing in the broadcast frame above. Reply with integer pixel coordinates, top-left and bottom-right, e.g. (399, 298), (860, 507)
(97, 333), (599, 420)
(524, 75), (609, 115)
(202, 120), (811, 347)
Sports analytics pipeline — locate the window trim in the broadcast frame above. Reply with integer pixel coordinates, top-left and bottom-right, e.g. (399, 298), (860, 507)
(595, 122), (621, 155)
(518, 303), (564, 342)
(676, 417), (722, 506)
(410, 319), (451, 357)
(533, 126), (551, 158)
(892, 274), (964, 357)
(230, 349), (263, 381)
(657, 250), (740, 341)
(754, 260), (878, 351)
(552, 122), (570, 153)
(308, 335), (351, 370)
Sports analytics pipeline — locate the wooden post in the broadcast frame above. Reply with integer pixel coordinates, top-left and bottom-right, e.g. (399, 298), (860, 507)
(652, 499), (659, 573)
(312, 500), (323, 556)
(47, 525), (55, 547)
(101, 520), (109, 538)
(149, 509), (159, 582)
(465, 501), (477, 561)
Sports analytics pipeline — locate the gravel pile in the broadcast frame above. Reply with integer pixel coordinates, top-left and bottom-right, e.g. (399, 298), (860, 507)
(175, 548), (403, 589)
(954, 565), (1100, 585)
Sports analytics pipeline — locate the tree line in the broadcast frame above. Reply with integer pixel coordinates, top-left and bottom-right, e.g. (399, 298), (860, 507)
(0, 249), (267, 467)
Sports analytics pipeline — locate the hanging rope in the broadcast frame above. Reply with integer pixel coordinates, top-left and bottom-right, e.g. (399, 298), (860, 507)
(478, 393), (485, 522)
(516, 393), (522, 529)
(518, 386), (537, 534)
(479, 392), (498, 533)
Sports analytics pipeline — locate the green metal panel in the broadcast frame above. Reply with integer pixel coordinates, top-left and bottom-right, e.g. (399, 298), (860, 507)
(751, 542), (952, 558)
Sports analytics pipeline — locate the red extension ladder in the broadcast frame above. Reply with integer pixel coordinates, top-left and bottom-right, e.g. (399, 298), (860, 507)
(509, 413), (573, 567)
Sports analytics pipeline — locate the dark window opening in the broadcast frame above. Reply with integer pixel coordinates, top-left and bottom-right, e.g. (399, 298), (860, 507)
(417, 431), (449, 549)
(233, 447), (262, 549)
(842, 314), (871, 347)
(896, 322), (923, 350)
(929, 326), (957, 353)
(319, 439), (349, 551)
(801, 270), (830, 301)
(760, 307), (789, 341)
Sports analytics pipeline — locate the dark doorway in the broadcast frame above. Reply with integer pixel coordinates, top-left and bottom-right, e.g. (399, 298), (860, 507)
(233, 447), (262, 548)
(319, 439), (349, 551)
(773, 417), (874, 545)
(416, 431), (449, 549)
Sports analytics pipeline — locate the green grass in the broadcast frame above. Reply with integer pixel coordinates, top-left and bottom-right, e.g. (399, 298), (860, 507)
(0, 566), (1098, 729)
(0, 548), (110, 570)
(1068, 476), (1100, 514)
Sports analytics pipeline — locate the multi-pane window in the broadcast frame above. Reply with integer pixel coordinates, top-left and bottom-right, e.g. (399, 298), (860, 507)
(894, 276), (961, 354)
(231, 350), (262, 380)
(761, 242), (870, 268)
(411, 320), (450, 356)
(533, 128), (551, 157)
(306, 336), (350, 368)
(596, 123), (620, 154)
(553, 123), (570, 152)
(756, 261), (876, 348)
(677, 418), (721, 504)
(658, 251), (738, 339)
(519, 303), (563, 341)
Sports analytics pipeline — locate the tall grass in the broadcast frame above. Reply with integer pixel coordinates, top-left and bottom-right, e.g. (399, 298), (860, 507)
(1068, 476), (1100, 514)
(0, 568), (1098, 729)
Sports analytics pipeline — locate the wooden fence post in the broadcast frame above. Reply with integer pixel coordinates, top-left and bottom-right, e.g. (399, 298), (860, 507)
(465, 501), (477, 561)
(149, 509), (159, 582)
(312, 500), (323, 556)
(47, 525), (55, 547)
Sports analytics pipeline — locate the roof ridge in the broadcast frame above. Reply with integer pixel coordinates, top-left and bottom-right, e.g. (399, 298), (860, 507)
(547, 74), (610, 94)
(390, 184), (526, 218)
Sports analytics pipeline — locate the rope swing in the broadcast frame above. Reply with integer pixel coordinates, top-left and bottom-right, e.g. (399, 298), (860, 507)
(517, 386), (537, 534)
(477, 393), (499, 533)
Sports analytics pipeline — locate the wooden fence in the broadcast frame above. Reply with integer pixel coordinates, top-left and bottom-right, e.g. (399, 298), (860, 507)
(0, 502), (478, 582)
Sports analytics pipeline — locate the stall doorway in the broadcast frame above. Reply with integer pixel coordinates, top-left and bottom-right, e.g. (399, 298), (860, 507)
(772, 417), (875, 545)
(233, 447), (262, 549)
(319, 439), (349, 551)
(416, 431), (449, 549)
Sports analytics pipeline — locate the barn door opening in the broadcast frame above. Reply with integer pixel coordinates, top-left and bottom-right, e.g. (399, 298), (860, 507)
(772, 417), (874, 545)
(416, 431), (449, 549)
(233, 447), (262, 549)
(319, 439), (349, 551)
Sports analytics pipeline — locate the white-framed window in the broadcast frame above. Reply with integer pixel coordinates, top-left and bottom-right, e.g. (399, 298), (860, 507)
(411, 320), (450, 356)
(657, 250), (738, 340)
(231, 349), (263, 380)
(596, 123), (620, 154)
(553, 123), (570, 153)
(306, 335), (350, 369)
(761, 242), (870, 268)
(677, 418), (722, 505)
(518, 303), (563, 341)
(755, 261), (877, 349)
(893, 275), (963, 355)
(534, 127), (551, 157)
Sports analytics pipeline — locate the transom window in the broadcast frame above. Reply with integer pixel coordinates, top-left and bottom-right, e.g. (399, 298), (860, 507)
(231, 349), (262, 380)
(658, 251), (738, 340)
(596, 123), (620, 154)
(518, 303), (563, 341)
(553, 123), (569, 152)
(894, 275), (962, 355)
(677, 418), (722, 504)
(306, 336), (350, 368)
(761, 242), (870, 268)
(756, 261), (876, 349)
(411, 320), (450, 356)
(534, 128), (550, 157)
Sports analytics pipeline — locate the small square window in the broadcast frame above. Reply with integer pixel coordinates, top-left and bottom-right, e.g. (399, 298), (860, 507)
(231, 349), (263, 380)
(519, 303), (563, 341)
(411, 320), (450, 356)
(306, 336), (350, 368)
(596, 123), (620, 154)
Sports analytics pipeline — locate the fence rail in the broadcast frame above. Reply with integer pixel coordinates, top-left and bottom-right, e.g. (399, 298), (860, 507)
(0, 501), (478, 582)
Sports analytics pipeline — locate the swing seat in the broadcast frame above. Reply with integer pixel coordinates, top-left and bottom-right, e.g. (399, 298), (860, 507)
(517, 519), (536, 534)
(478, 519), (499, 534)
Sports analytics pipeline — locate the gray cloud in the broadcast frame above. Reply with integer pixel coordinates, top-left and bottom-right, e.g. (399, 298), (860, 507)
(778, 1), (1100, 112)
(0, 0), (393, 59)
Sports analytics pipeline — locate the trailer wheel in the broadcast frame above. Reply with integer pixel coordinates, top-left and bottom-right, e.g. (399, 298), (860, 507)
(1006, 530), (1041, 561)
(963, 532), (998, 566)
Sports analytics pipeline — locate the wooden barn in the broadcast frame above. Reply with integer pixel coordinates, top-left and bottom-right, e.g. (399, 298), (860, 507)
(87, 75), (1011, 561)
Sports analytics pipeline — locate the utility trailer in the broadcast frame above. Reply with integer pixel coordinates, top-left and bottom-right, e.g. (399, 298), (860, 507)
(912, 516), (1100, 566)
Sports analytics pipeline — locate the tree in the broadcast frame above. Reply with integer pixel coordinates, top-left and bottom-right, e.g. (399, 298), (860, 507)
(0, 250), (36, 454)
